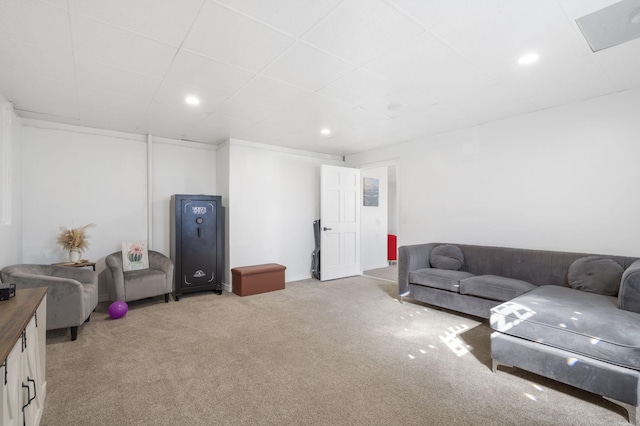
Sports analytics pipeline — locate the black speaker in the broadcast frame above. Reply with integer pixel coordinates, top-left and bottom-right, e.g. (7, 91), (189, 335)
(0, 283), (16, 301)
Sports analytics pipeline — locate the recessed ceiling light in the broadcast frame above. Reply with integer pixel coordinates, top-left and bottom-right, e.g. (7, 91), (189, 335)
(518, 53), (540, 65)
(185, 95), (200, 105)
(320, 128), (331, 135)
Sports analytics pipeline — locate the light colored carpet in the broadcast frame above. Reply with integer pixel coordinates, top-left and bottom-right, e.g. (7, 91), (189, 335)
(42, 275), (629, 425)
(363, 264), (397, 282)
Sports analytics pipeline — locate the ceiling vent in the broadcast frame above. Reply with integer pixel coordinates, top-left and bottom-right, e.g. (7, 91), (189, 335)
(576, 0), (640, 52)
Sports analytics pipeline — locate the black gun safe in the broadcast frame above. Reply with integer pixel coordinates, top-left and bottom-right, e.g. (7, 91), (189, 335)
(170, 194), (225, 300)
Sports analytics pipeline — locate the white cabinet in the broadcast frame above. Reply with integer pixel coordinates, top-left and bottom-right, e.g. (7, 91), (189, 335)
(0, 289), (47, 426)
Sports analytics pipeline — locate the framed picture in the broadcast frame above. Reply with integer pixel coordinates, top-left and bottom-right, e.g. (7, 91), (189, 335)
(122, 241), (149, 271)
(363, 177), (379, 206)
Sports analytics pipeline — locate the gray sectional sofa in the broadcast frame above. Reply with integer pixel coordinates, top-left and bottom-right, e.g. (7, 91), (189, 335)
(398, 242), (640, 424)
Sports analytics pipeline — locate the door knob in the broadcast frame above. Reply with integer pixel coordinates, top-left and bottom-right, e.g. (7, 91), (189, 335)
(323, 227), (332, 231)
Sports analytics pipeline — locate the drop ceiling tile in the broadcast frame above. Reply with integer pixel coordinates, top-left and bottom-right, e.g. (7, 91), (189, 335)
(77, 58), (162, 100)
(78, 86), (149, 117)
(3, 78), (79, 119)
(72, 15), (178, 78)
(198, 113), (256, 133)
(144, 102), (210, 138)
(236, 112), (305, 142)
(77, 86), (149, 133)
(321, 107), (390, 132)
(233, 75), (311, 110)
(515, 55), (616, 109)
(558, 0), (623, 19)
(386, 0), (464, 29)
(365, 32), (496, 102)
(594, 37), (640, 90)
(318, 69), (398, 106)
(166, 50), (256, 96)
(302, 0), (424, 66)
(154, 81), (228, 114)
(261, 42), (355, 91)
(211, 97), (279, 123)
(70, 0), (205, 46)
(183, 2), (294, 72)
(360, 89), (435, 118)
(183, 126), (230, 144)
(0, 39), (75, 85)
(0, 0), (73, 53)
(281, 93), (353, 125)
(430, 0), (589, 64)
(214, 0), (342, 37)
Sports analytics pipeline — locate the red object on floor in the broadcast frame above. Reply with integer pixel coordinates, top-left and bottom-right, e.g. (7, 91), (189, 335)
(387, 234), (397, 261)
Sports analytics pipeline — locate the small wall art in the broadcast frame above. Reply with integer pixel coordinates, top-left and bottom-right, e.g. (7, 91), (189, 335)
(363, 177), (379, 206)
(122, 241), (149, 271)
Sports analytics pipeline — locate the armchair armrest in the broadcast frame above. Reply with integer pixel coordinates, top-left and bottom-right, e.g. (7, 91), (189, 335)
(619, 259), (640, 313)
(105, 252), (126, 301)
(148, 250), (174, 293)
(398, 243), (438, 297)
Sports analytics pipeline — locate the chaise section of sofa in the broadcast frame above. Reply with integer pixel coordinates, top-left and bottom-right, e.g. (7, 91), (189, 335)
(399, 242), (640, 423)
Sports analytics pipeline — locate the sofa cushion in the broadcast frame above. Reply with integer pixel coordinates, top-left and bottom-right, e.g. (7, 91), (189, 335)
(459, 275), (537, 302)
(410, 268), (474, 292)
(409, 268), (473, 293)
(568, 256), (624, 296)
(490, 285), (640, 371)
(430, 244), (464, 270)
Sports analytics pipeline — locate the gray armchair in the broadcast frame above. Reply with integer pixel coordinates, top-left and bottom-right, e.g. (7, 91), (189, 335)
(105, 250), (173, 303)
(0, 264), (98, 341)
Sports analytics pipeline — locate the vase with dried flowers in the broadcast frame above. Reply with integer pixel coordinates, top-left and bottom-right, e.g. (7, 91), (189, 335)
(56, 224), (95, 263)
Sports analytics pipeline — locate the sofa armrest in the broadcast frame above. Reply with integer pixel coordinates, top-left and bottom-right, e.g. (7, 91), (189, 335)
(619, 259), (640, 313)
(398, 243), (438, 297)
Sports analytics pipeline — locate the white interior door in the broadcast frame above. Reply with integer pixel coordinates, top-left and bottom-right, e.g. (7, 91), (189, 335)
(320, 164), (361, 281)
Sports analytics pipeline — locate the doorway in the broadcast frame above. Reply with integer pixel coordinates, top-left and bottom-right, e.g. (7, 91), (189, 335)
(360, 162), (399, 272)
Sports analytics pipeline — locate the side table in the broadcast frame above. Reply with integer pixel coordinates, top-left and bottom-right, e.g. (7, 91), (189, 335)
(52, 260), (96, 271)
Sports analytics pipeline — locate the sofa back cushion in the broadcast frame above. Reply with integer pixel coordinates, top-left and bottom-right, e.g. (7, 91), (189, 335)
(449, 244), (637, 288)
(567, 256), (624, 296)
(430, 244), (464, 270)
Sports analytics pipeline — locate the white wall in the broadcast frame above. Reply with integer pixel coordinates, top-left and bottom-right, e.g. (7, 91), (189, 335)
(347, 88), (640, 257)
(0, 96), (23, 267)
(227, 139), (343, 283)
(361, 165), (388, 271)
(20, 123), (217, 299)
(215, 141), (230, 285)
(151, 139), (217, 255)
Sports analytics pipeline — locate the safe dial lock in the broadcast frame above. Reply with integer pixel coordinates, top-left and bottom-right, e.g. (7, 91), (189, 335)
(196, 217), (204, 224)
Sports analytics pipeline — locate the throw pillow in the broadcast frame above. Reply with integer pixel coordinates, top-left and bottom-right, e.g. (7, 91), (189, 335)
(122, 241), (150, 272)
(430, 244), (465, 270)
(567, 256), (624, 296)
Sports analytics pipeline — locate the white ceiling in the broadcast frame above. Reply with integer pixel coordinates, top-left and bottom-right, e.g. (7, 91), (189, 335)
(1, 0), (639, 156)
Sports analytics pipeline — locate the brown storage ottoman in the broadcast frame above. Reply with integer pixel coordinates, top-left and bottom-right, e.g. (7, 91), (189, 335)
(231, 263), (286, 296)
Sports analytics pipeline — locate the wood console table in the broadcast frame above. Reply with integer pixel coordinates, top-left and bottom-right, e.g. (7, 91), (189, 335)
(52, 261), (96, 271)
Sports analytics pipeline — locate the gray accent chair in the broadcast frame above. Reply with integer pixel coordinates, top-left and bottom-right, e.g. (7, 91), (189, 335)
(0, 264), (98, 341)
(105, 250), (173, 303)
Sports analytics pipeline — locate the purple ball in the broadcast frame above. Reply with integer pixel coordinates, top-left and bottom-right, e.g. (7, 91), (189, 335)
(108, 301), (128, 319)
